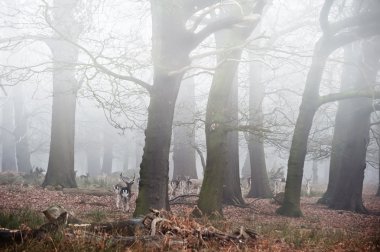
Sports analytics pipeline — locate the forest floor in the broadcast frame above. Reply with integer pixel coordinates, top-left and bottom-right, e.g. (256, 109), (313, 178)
(0, 184), (379, 251)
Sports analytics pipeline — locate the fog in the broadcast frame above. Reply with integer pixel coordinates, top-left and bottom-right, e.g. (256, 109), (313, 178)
(0, 0), (379, 216)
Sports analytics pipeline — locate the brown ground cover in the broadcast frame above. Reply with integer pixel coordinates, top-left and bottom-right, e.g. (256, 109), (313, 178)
(0, 184), (379, 251)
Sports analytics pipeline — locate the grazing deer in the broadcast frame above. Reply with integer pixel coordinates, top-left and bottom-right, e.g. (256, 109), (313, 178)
(113, 173), (135, 212)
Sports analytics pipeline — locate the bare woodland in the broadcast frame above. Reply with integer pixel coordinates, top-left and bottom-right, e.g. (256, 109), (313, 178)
(0, 0), (380, 251)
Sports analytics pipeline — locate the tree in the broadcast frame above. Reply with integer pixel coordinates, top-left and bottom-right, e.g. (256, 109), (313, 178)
(198, 0), (266, 216)
(277, 0), (380, 217)
(43, 0), (83, 187)
(222, 75), (244, 205)
(246, 57), (272, 198)
(135, 0), (258, 216)
(327, 37), (380, 212)
(172, 78), (197, 179)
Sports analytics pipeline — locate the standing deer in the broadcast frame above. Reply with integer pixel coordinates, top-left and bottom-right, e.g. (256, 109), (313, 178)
(113, 173), (135, 212)
(305, 176), (312, 197)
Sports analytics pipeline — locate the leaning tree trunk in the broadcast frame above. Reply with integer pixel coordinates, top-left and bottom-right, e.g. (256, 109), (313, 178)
(43, 0), (82, 188)
(173, 78), (197, 179)
(328, 38), (380, 212)
(247, 56), (272, 199)
(13, 84), (32, 173)
(276, 40), (328, 217)
(1, 96), (17, 172)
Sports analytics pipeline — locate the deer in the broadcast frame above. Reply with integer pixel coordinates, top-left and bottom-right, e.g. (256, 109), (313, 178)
(184, 176), (202, 194)
(305, 176), (312, 197)
(113, 173), (135, 212)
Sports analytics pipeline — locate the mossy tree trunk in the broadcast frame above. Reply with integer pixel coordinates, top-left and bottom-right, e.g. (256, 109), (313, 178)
(198, 0), (266, 216)
(135, 0), (254, 216)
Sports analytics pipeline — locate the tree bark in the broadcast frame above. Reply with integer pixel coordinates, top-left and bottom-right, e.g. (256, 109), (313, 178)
(173, 78), (197, 179)
(43, 0), (82, 188)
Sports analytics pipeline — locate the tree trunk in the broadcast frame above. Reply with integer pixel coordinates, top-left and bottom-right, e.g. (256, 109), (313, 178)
(318, 45), (358, 205)
(277, 0), (380, 217)
(223, 75), (244, 205)
(328, 39), (380, 212)
(276, 40), (328, 217)
(13, 84), (32, 173)
(134, 0), (216, 216)
(198, 1), (265, 216)
(134, 73), (183, 216)
(247, 55), (272, 199)
(1, 96), (17, 172)
(136, 0), (264, 216)
(328, 102), (370, 212)
(173, 78), (197, 179)
(43, 0), (81, 188)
